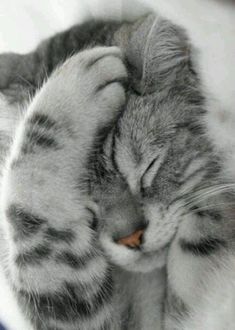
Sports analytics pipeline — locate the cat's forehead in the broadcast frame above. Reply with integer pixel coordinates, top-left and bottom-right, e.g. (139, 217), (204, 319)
(111, 92), (204, 193)
(111, 96), (168, 189)
(98, 14), (204, 192)
(116, 93), (184, 154)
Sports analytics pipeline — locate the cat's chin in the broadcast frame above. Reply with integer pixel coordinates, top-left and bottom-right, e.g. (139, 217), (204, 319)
(100, 234), (168, 273)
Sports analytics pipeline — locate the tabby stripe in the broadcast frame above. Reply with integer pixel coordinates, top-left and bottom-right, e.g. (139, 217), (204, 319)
(111, 133), (118, 172)
(16, 245), (52, 266)
(55, 250), (96, 269)
(166, 286), (189, 318)
(180, 237), (226, 256)
(7, 204), (46, 238)
(175, 121), (205, 135)
(23, 128), (59, 151)
(177, 157), (197, 177)
(180, 167), (205, 185)
(45, 227), (76, 244)
(19, 269), (113, 321)
(190, 206), (222, 221)
(29, 113), (56, 129)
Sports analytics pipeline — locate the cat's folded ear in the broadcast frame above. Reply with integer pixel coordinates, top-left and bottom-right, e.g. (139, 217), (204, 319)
(123, 14), (191, 94)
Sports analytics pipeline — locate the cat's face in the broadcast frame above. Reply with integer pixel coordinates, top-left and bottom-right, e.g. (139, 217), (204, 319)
(90, 87), (217, 273)
(88, 15), (220, 273)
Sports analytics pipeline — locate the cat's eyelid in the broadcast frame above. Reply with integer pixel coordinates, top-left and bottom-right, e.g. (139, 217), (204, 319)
(140, 155), (161, 190)
(144, 156), (160, 176)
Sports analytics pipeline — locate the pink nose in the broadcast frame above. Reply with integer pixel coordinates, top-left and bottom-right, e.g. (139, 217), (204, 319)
(117, 229), (144, 248)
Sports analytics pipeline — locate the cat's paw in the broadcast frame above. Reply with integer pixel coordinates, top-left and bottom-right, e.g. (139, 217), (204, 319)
(80, 47), (127, 123)
(47, 46), (128, 127)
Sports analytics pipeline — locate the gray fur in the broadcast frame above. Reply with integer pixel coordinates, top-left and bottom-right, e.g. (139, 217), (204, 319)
(0, 13), (234, 330)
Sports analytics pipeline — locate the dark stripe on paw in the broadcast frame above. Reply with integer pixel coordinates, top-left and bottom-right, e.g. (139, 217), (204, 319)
(45, 227), (75, 244)
(180, 237), (226, 256)
(23, 128), (58, 151)
(16, 244), (52, 266)
(55, 250), (96, 269)
(166, 286), (189, 319)
(7, 204), (46, 238)
(19, 269), (113, 321)
(29, 113), (56, 129)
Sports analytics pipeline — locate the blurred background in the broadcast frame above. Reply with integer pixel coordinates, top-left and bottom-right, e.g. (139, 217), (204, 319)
(0, 0), (150, 53)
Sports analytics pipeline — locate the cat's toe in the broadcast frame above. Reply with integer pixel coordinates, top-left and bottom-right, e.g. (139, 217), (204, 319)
(86, 47), (128, 108)
(86, 46), (127, 90)
(74, 46), (127, 88)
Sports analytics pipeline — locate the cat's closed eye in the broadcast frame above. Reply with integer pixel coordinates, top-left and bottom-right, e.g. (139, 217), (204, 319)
(141, 156), (160, 189)
(140, 150), (168, 194)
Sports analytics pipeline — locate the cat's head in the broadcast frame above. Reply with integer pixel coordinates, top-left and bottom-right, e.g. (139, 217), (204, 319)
(89, 15), (221, 272)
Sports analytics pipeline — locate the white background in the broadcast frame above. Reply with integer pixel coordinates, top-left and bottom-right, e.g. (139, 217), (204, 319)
(0, 0), (150, 53)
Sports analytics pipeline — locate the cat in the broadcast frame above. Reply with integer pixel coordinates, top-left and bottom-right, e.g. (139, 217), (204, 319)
(0, 12), (234, 330)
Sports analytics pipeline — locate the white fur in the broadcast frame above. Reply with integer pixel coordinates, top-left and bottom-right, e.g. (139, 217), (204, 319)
(0, 96), (32, 329)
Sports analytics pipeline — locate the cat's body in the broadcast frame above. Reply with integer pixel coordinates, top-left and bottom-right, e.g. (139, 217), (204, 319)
(0, 9), (234, 330)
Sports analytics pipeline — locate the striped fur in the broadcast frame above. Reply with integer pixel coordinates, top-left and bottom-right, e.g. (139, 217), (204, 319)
(0, 46), (127, 330)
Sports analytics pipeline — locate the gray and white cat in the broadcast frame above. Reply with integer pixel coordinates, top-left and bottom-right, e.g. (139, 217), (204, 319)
(0, 13), (234, 330)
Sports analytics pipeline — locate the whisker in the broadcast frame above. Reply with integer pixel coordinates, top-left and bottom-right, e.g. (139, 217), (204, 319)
(182, 184), (235, 206)
(189, 202), (235, 213)
(17, 75), (34, 89)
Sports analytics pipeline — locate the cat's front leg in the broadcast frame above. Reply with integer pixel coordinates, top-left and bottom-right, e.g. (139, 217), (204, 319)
(0, 46), (127, 330)
(164, 213), (235, 330)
